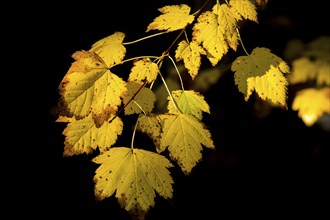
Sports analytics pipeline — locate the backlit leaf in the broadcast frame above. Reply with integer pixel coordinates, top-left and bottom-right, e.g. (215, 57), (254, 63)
(93, 147), (174, 216)
(137, 114), (164, 151)
(89, 32), (126, 66)
(123, 82), (156, 115)
(229, 0), (258, 22)
(128, 58), (159, 83)
(232, 47), (290, 107)
(159, 113), (214, 174)
(292, 87), (330, 126)
(175, 40), (206, 79)
(146, 4), (194, 32)
(62, 114), (123, 156)
(167, 90), (210, 120)
(58, 50), (128, 119)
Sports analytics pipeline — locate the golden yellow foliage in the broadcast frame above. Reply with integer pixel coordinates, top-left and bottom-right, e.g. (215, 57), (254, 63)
(146, 4), (194, 32)
(159, 113), (214, 174)
(232, 47), (290, 107)
(128, 58), (159, 83)
(292, 87), (330, 126)
(93, 147), (174, 214)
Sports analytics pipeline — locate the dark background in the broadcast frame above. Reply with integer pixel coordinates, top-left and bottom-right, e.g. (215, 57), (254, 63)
(10, 0), (328, 219)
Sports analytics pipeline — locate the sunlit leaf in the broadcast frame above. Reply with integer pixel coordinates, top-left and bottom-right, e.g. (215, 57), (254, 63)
(175, 40), (206, 79)
(93, 147), (173, 217)
(89, 32), (126, 66)
(62, 114), (123, 156)
(128, 58), (159, 83)
(159, 113), (214, 174)
(232, 47), (290, 107)
(146, 4), (194, 32)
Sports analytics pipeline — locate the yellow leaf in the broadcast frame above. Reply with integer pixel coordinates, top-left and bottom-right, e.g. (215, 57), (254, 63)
(192, 10), (228, 66)
(93, 147), (174, 217)
(160, 113), (214, 174)
(128, 58), (159, 83)
(167, 90), (210, 120)
(137, 114), (164, 151)
(89, 32), (126, 66)
(146, 4), (194, 32)
(229, 0), (258, 22)
(62, 114), (123, 156)
(292, 87), (330, 127)
(232, 47), (290, 107)
(58, 50), (128, 118)
(288, 58), (316, 84)
(122, 82), (156, 115)
(175, 40), (206, 79)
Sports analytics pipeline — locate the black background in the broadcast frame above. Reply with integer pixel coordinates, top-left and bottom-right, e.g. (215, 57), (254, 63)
(8, 0), (329, 219)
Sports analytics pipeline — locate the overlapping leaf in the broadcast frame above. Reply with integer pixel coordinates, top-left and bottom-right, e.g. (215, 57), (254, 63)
(60, 114), (123, 156)
(146, 4), (194, 32)
(232, 47), (290, 107)
(89, 32), (126, 67)
(128, 58), (159, 83)
(175, 40), (206, 79)
(93, 147), (174, 216)
(159, 113), (214, 174)
(122, 82), (156, 115)
(137, 114), (163, 150)
(58, 50), (128, 119)
(167, 90), (210, 120)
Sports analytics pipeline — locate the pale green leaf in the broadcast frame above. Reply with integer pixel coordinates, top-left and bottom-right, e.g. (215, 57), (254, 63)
(167, 90), (210, 120)
(93, 147), (174, 215)
(160, 113), (214, 174)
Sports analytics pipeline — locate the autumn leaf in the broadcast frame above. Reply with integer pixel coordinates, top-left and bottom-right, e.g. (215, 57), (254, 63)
(232, 47), (290, 107)
(62, 114), (123, 156)
(159, 113), (214, 174)
(128, 58), (159, 83)
(292, 87), (330, 126)
(89, 32), (126, 67)
(167, 90), (210, 120)
(229, 0), (258, 22)
(146, 4), (194, 32)
(192, 1), (258, 66)
(93, 147), (174, 217)
(58, 50), (128, 119)
(122, 81), (156, 115)
(137, 114), (164, 151)
(175, 40), (206, 79)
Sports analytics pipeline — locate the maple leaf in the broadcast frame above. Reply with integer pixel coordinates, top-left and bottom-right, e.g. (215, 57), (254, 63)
(229, 0), (258, 22)
(175, 40), (206, 79)
(92, 147), (174, 218)
(146, 4), (194, 32)
(58, 50), (128, 119)
(292, 87), (330, 127)
(159, 113), (214, 174)
(137, 114), (164, 151)
(167, 90), (210, 120)
(89, 32), (126, 67)
(192, 10), (228, 66)
(128, 58), (159, 83)
(232, 47), (290, 107)
(62, 114), (123, 156)
(288, 58), (317, 84)
(122, 82), (156, 115)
